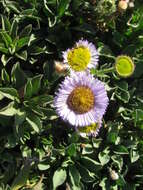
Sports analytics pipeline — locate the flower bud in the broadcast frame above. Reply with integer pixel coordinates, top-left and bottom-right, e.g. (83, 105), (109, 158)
(54, 61), (67, 74)
(129, 2), (134, 8)
(118, 0), (128, 11)
(110, 169), (119, 180)
(115, 55), (135, 78)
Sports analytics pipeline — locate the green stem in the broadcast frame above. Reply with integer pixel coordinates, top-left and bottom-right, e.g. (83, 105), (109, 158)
(99, 53), (116, 60)
(102, 67), (115, 73)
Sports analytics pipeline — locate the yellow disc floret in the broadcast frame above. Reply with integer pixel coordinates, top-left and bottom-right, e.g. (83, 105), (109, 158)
(67, 46), (91, 71)
(78, 123), (99, 134)
(67, 86), (94, 114)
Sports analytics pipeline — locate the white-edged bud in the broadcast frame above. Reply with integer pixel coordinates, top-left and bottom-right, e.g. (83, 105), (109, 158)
(118, 0), (128, 11)
(110, 169), (119, 180)
(125, 0), (129, 3)
(54, 61), (67, 74)
(129, 2), (134, 8)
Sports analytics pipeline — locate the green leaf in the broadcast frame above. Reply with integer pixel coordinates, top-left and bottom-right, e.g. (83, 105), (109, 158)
(92, 138), (102, 148)
(133, 109), (143, 125)
(6, 1), (20, 13)
(98, 152), (110, 166)
(98, 42), (114, 57)
(1, 54), (12, 66)
(107, 132), (118, 144)
(53, 168), (67, 190)
(0, 102), (17, 116)
(31, 75), (43, 96)
(15, 50), (27, 61)
(116, 90), (130, 103)
(116, 175), (126, 187)
(38, 163), (50, 171)
(68, 132), (79, 143)
(10, 19), (18, 40)
(26, 113), (42, 133)
(66, 143), (76, 157)
(80, 156), (101, 172)
(30, 46), (46, 55)
(16, 37), (30, 51)
(19, 24), (32, 37)
(114, 145), (129, 155)
(69, 165), (81, 189)
(133, 61), (143, 78)
(11, 162), (32, 190)
(37, 108), (57, 120)
(33, 176), (44, 190)
(15, 110), (26, 126)
(111, 155), (123, 170)
(24, 79), (33, 99)
(0, 31), (12, 48)
(1, 15), (11, 31)
(24, 75), (42, 99)
(77, 163), (95, 183)
(43, 61), (53, 80)
(28, 34), (36, 46)
(11, 62), (27, 89)
(57, 0), (70, 18)
(1, 68), (10, 84)
(124, 183), (136, 190)
(31, 94), (53, 105)
(130, 149), (139, 163)
(0, 45), (9, 54)
(0, 87), (19, 102)
(117, 81), (128, 91)
(81, 144), (93, 155)
(99, 177), (110, 190)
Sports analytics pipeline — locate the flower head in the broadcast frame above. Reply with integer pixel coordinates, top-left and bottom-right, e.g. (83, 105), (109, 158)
(115, 55), (135, 77)
(77, 122), (101, 137)
(54, 72), (108, 127)
(63, 40), (99, 72)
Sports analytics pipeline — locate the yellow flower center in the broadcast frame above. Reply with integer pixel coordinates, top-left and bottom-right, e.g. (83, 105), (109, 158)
(67, 86), (94, 114)
(78, 123), (99, 134)
(67, 46), (91, 71)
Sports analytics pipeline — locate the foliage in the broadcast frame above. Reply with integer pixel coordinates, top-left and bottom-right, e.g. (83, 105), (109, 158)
(0, 0), (143, 189)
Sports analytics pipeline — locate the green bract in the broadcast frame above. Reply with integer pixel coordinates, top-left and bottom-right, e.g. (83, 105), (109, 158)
(115, 55), (135, 77)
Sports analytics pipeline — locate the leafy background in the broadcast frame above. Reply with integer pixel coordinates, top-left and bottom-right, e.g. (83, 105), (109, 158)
(0, 0), (143, 189)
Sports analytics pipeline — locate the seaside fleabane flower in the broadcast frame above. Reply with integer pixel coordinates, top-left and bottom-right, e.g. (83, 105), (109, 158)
(77, 122), (101, 137)
(54, 72), (108, 127)
(63, 40), (99, 72)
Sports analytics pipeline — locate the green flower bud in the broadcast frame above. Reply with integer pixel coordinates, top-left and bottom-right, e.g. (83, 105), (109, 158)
(115, 55), (135, 77)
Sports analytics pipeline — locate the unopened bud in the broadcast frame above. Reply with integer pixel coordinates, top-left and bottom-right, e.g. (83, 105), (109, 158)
(110, 169), (119, 180)
(125, 0), (129, 3)
(129, 2), (134, 8)
(118, 0), (128, 11)
(115, 55), (135, 78)
(54, 61), (67, 74)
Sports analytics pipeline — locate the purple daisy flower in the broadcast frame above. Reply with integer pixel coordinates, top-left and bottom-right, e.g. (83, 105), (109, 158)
(62, 39), (99, 72)
(54, 72), (108, 127)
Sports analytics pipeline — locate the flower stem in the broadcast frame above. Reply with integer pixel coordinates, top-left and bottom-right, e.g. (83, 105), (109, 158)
(102, 67), (116, 73)
(99, 53), (116, 60)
